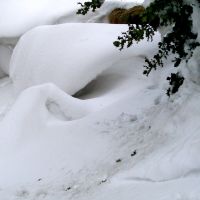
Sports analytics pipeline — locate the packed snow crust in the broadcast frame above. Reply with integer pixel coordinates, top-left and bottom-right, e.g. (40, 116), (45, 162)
(0, 0), (200, 200)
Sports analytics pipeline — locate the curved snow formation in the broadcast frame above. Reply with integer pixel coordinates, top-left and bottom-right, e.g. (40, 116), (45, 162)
(1, 0), (200, 199)
(0, 0), (84, 77)
(0, 0), (141, 77)
(10, 23), (133, 95)
(0, 83), (93, 152)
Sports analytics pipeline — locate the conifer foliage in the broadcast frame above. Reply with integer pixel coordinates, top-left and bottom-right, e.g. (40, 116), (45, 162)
(77, 0), (103, 15)
(77, 0), (200, 96)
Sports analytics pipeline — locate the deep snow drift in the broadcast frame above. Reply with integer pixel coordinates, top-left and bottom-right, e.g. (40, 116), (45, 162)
(10, 23), (159, 95)
(10, 23), (129, 95)
(0, 0), (200, 200)
(0, 0), (141, 78)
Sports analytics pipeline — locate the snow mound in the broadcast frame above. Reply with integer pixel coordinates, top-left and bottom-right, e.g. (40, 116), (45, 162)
(0, 0), (86, 39)
(0, 0), (84, 77)
(0, 0), (143, 77)
(0, 83), (93, 152)
(0, 82), (118, 189)
(10, 23), (133, 95)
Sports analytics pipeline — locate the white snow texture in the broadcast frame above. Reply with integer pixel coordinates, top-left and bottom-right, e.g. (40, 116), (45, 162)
(0, 0), (200, 200)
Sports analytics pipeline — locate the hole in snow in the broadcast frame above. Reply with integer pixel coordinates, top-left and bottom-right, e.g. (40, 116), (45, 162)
(74, 71), (127, 99)
(74, 56), (144, 100)
(46, 100), (73, 121)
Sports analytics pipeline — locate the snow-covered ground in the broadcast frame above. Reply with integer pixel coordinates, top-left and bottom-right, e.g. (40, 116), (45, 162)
(0, 0), (200, 200)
